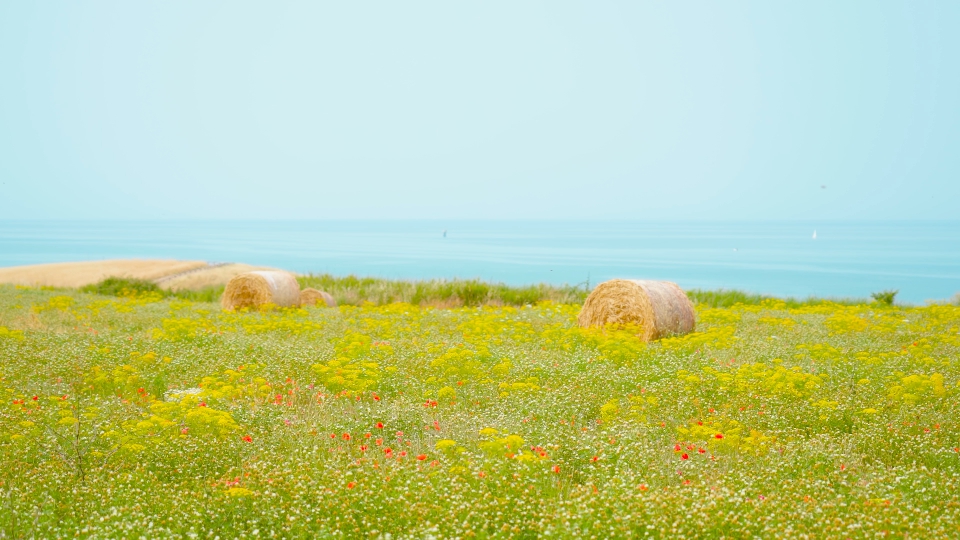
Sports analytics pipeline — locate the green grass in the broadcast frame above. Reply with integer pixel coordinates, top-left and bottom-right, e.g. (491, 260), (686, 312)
(79, 276), (164, 297)
(686, 288), (868, 308)
(1, 284), (958, 537)
(86, 274), (875, 308)
(298, 274), (588, 307)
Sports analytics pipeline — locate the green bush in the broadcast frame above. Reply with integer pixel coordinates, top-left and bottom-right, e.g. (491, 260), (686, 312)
(80, 277), (164, 297)
(870, 290), (898, 306)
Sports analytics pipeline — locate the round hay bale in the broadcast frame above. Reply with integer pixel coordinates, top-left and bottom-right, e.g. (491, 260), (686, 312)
(300, 288), (337, 308)
(577, 279), (695, 341)
(221, 271), (301, 310)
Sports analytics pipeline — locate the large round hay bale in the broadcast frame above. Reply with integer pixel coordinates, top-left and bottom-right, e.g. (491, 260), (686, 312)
(577, 279), (695, 341)
(300, 288), (337, 308)
(221, 271), (301, 310)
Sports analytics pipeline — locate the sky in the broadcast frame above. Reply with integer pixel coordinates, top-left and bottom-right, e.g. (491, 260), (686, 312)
(1, 1), (958, 221)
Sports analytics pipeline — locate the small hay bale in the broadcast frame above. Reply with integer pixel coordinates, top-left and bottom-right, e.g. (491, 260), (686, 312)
(577, 279), (696, 341)
(300, 288), (337, 308)
(221, 271), (301, 310)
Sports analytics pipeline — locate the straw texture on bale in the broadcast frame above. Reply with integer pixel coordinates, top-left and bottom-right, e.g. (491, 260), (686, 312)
(577, 279), (696, 341)
(221, 271), (301, 310)
(300, 288), (337, 308)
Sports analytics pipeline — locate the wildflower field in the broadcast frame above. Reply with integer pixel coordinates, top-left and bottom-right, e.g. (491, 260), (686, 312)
(1, 284), (959, 538)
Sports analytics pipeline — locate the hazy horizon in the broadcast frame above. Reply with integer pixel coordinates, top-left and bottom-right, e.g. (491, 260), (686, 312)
(3, 220), (958, 303)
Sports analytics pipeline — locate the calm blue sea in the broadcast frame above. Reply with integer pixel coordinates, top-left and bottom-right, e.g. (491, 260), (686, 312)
(1, 220), (958, 304)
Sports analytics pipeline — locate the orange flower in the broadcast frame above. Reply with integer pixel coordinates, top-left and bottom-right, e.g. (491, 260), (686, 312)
(346, 482), (356, 489)
(416, 454), (427, 461)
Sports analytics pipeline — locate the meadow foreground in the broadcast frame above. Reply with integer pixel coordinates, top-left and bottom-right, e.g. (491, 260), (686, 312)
(0, 285), (958, 538)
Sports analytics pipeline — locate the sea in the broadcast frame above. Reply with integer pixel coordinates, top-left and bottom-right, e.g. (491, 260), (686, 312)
(1, 220), (958, 304)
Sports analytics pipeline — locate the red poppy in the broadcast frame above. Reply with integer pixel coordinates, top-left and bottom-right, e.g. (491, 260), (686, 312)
(384, 447), (393, 455)
(375, 438), (383, 446)
(698, 448), (706, 454)
(346, 482), (356, 489)
(364, 433), (371, 439)
(715, 434), (723, 439)
(198, 402), (206, 407)
(242, 435), (252, 443)
(399, 451), (407, 458)
(359, 445), (368, 452)
(416, 454), (427, 461)
(342, 433), (351, 441)
(31, 395), (38, 401)
(674, 444), (682, 451)
(396, 431), (404, 438)
(376, 422), (384, 429)
(681, 453), (689, 460)
(552, 465), (560, 474)
(329, 433), (336, 439)
(591, 456), (599, 463)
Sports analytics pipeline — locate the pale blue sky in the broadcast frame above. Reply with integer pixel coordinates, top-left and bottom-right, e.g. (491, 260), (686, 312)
(1, 1), (957, 220)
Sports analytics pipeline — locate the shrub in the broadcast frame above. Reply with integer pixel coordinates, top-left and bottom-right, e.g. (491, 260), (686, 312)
(80, 277), (164, 297)
(870, 289), (898, 306)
